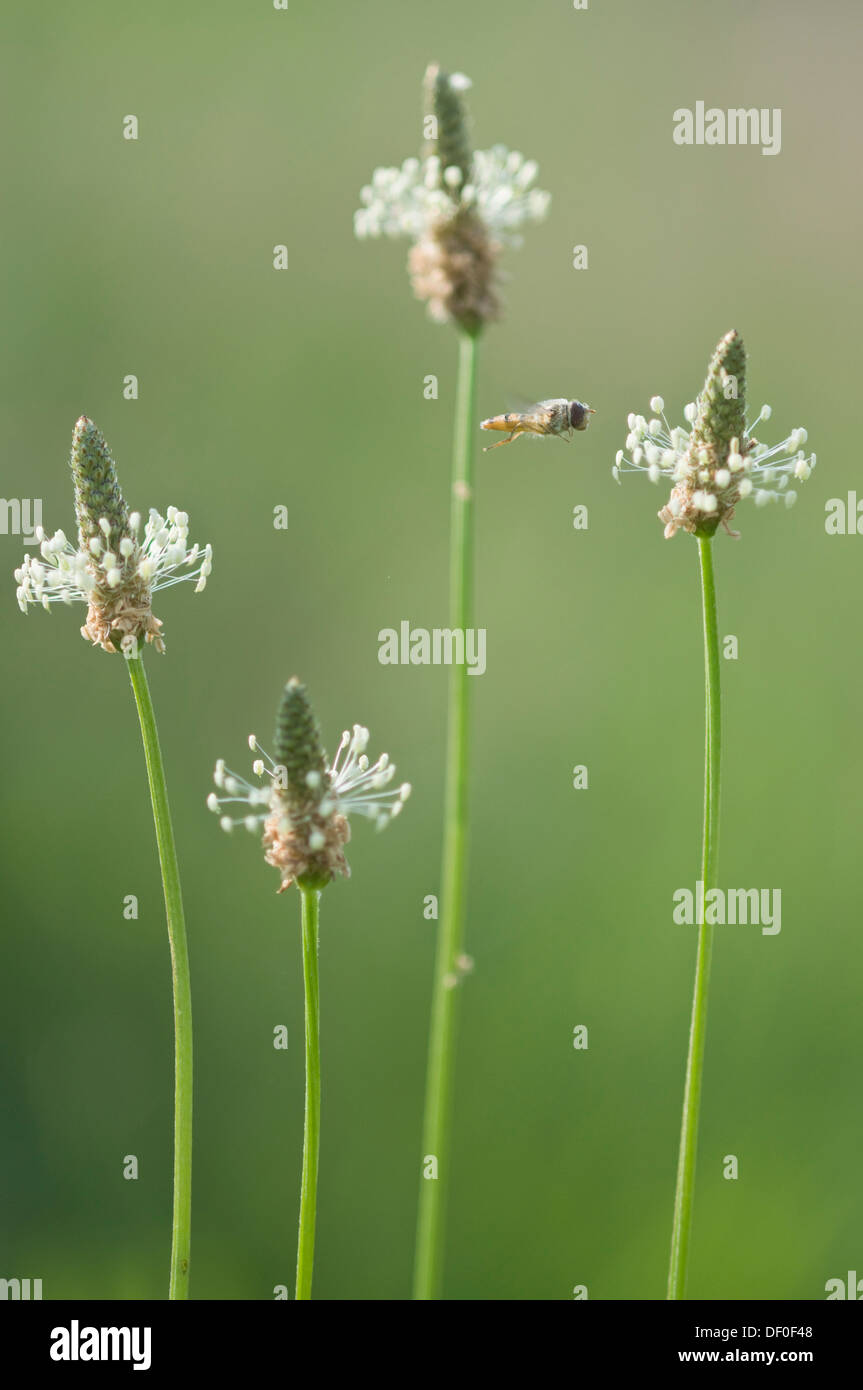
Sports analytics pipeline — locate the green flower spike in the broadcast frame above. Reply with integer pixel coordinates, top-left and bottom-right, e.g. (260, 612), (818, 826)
(208, 678), (411, 893)
(354, 66), (551, 331)
(15, 416), (212, 652)
(615, 330), (816, 538)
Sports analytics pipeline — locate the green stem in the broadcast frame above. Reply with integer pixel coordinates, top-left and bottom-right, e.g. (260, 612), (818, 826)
(413, 326), (479, 1301)
(126, 654), (193, 1300)
(295, 885), (321, 1300)
(667, 535), (722, 1300)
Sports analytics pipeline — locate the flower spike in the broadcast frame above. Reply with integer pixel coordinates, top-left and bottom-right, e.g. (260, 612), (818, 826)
(355, 66), (551, 331)
(15, 417), (212, 652)
(208, 679), (410, 893)
(615, 331), (816, 538)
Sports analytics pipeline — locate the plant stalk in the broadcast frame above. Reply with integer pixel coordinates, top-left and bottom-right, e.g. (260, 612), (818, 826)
(667, 535), (722, 1299)
(413, 326), (479, 1300)
(126, 653), (193, 1300)
(295, 885), (322, 1300)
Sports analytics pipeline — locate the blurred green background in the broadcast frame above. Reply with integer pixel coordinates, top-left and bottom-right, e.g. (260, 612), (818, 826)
(2, 0), (861, 1301)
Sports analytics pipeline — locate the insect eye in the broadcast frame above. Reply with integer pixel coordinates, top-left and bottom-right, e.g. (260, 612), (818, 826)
(569, 401), (589, 431)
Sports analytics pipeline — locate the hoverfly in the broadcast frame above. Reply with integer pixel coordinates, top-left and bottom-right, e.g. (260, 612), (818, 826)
(480, 399), (595, 451)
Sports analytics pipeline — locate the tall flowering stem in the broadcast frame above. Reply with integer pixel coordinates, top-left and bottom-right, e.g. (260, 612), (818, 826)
(414, 326), (478, 1301)
(14, 417), (212, 1299)
(295, 884), (322, 1301)
(667, 536), (721, 1300)
(127, 654), (193, 1300)
(208, 679), (410, 1300)
(271, 678), (331, 1303)
(616, 332), (815, 1297)
(355, 64), (550, 1300)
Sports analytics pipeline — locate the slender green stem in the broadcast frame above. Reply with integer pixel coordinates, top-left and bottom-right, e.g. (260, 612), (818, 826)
(295, 885), (322, 1300)
(413, 326), (480, 1301)
(667, 535), (722, 1300)
(126, 654), (193, 1300)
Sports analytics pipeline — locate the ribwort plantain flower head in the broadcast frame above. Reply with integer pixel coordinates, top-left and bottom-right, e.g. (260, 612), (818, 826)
(354, 65), (551, 332)
(14, 417), (212, 652)
(614, 331), (816, 539)
(208, 678), (411, 893)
